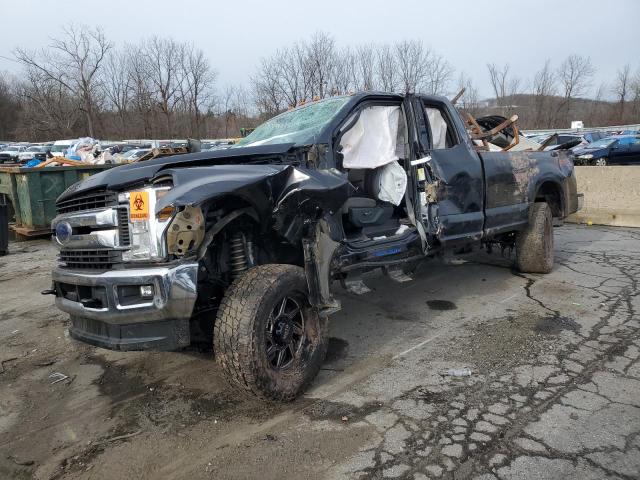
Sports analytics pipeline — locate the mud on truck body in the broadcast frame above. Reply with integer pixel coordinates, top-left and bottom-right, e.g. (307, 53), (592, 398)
(47, 93), (580, 400)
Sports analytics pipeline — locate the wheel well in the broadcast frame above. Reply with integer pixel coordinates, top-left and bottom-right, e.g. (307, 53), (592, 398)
(202, 197), (303, 268)
(535, 181), (563, 218)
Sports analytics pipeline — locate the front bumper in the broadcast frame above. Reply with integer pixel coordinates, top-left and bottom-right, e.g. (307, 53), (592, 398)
(52, 262), (198, 351)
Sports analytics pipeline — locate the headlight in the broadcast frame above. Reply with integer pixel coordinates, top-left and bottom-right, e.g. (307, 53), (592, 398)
(119, 187), (174, 262)
(579, 154), (593, 160)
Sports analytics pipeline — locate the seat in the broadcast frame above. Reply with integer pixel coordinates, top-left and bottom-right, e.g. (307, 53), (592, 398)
(342, 196), (394, 228)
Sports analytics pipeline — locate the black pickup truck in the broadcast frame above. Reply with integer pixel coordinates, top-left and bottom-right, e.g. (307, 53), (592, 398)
(48, 92), (580, 400)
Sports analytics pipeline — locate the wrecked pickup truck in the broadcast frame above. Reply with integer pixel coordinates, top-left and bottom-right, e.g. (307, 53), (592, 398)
(47, 92), (580, 400)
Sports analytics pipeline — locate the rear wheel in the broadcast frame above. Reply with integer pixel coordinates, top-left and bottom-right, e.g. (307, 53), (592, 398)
(515, 202), (554, 274)
(214, 264), (328, 401)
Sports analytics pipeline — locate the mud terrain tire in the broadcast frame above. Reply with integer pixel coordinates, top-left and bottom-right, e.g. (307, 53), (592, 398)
(214, 264), (328, 401)
(516, 202), (554, 274)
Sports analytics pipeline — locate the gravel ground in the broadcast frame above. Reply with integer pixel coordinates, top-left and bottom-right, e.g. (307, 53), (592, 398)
(0, 224), (638, 480)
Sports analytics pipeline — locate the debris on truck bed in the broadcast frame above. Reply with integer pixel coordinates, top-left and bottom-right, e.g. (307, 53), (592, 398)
(451, 88), (577, 153)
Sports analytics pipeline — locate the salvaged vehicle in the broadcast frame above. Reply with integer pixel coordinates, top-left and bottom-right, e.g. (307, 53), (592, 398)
(573, 134), (640, 166)
(47, 93), (580, 400)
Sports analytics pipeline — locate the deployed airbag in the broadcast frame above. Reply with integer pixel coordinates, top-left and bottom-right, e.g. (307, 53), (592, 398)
(341, 106), (400, 169)
(370, 161), (407, 206)
(426, 108), (447, 149)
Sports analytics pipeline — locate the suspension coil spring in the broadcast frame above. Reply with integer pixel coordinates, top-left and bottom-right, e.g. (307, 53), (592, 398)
(229, 232), (248, 279)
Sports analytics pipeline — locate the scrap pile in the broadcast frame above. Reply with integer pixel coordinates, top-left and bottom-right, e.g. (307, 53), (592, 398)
(34, 141), (192, 169)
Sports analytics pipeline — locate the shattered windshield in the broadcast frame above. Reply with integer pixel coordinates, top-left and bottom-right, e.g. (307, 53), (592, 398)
(235, 96), (351, 147)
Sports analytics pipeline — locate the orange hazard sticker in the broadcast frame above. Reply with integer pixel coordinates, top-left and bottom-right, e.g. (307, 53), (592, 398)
(129, 191), (149, 221)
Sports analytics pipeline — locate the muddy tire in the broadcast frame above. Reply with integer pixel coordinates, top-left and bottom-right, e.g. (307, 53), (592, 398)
(214, 264), (328, 401)
(515, 202), (554, 274)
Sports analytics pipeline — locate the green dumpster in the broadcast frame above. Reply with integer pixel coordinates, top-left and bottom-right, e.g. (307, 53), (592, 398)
(0, 164), (115, 237)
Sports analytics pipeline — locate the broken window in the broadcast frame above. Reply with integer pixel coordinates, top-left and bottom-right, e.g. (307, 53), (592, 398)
(424, 106), (458, 150)
(339, 105), (407, 206)
(235, 96), (351, 147)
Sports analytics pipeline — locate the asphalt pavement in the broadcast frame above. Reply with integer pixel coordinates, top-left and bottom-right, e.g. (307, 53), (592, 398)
(0, 224), (638, 479)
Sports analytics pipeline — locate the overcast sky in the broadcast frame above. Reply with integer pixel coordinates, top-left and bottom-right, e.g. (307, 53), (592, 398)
(1, 0), (639, 99)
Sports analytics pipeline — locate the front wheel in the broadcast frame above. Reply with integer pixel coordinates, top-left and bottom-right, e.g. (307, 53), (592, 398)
(594, 157), (607, 166)
(515, 202), (554, 274)
(214, 264), (328, 401)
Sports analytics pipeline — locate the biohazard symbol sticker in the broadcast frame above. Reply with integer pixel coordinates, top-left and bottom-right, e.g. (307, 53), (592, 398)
(129, 191), (149, 221)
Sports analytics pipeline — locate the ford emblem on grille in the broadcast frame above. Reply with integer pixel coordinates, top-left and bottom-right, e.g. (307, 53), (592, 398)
(55, 221), (73, 244)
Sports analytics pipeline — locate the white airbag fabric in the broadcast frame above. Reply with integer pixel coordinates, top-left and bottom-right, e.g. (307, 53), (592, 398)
(426, 107), (447, 149)
(375, 161), (407, 206)
(341, 106), (400, 169)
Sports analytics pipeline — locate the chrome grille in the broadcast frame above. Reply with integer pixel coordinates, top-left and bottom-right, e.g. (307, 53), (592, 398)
(56, 189), (117, 214)
(117, 207), (131, 246)
(59, 249), (123, 270)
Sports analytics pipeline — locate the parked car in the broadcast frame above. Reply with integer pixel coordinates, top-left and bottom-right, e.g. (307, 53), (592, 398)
(50, 139), (76, 157)
(18, 145), (49, 163)
(202, 140), (235, 151)
(0, 144), (28, 163)
(533, 132), (605, 150)
(118, 148), (151, 161)
(573, 135), (640, 166)
(48, 92), (580, 401)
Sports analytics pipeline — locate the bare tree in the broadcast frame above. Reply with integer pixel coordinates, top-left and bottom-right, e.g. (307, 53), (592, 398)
(424, 53), (454, 95)
(14, 25), (111, 137)
(305, 32), (336, 99)
(558, 54), (595, 100)
(487, 63), (508, 102)
(532, 59), (556, 128)
(332, 46), (358, 95)
(395, 40), (431, 94)
(141, 37), (186, 136)
(251, 57), (285, 117)
(455, 72), (479, 114)
(15, 68), (81, 138)
(217, 85), (252, 137)
(101, 50), (131, 137)
(127, 45), (155, 138)
(355, 44), (376, 91)
(612, 64), (631, 123)
(375, 44), (397, 93)
(0, 74), (20, 139)
(278, 44), (308, 107)
(181, 44), (217, 137)
(631, 68), (640, 123)
(487, 63), (520, 110)
(556, 54), (595, 124)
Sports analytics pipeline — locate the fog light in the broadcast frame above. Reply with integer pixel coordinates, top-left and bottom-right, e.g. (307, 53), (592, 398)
(140, 285), (154, 298)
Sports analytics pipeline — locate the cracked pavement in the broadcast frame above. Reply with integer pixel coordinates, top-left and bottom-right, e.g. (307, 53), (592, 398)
(1, 224), (639, 479)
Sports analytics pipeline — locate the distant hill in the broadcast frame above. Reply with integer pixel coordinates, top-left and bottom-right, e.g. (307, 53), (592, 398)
(466, 94), (638, 130)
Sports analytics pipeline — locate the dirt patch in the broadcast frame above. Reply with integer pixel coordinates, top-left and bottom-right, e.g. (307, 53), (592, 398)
(324, 337), (349, 363)
(304, 400), (382, 423)
(448, 312), (556, 372)
(0, 456), (33, 480)
(426, 300), (457, 311)
(415, 387), (462, 404)
(89, 353), (281, 433)
(534, 316), (581, 335)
